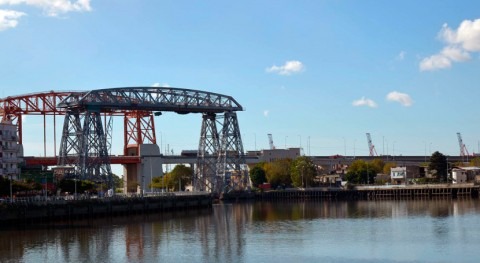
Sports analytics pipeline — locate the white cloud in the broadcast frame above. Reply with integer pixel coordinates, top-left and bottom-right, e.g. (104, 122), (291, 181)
(0, 0), (92, 16)
(266, 60), (305, 75)
(440, 19), (480, 52)
(152, 82), (170, 87)
(396, 51), (406, 60)
(419, 54), (452, 71)
(352, 97), (377, 108)
(263, 110), (269, 117)
(0, 9), (25, 31)
(386, 91), (413, 107)
(441, 46), (470, 61)
(420, 18), (480, 71)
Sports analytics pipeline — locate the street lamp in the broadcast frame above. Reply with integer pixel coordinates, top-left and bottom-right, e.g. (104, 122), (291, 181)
(9, 174), (13, 203)
(44, 172), (47, 200)
(74, 177), (77, 200)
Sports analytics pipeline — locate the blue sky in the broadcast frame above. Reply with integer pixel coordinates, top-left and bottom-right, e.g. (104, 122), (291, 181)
(2, 0), (480, 162)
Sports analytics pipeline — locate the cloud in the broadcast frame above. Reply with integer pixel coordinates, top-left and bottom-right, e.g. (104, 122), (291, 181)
(0, 0), (91, 31)
(352, 97), (377, 108)
(266, 60), (305, 75)
(396, 51), (406, 60)
(152, 82), (170, 87)
(0, 9), (25, 31)
(0, 0), (92, 16)
(386, 91), (413, 107)
(263, 110), (269, 117)
(419, 54), (452, 71)
(420, 18), (480, 71)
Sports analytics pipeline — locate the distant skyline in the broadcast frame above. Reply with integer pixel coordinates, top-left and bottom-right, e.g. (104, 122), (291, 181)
(2, 1), (480, 165)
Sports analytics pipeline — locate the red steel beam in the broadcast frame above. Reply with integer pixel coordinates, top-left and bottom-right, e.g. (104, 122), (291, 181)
(24, 156), (141, 166)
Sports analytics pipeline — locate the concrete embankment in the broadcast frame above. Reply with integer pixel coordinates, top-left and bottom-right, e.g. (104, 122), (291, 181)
(0, 193), (212, 224)
(256, 184), (480, 200)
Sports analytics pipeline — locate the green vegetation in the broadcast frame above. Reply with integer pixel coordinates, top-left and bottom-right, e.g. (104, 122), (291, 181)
(263, 158), (293, 189)
(249, 164), (267, 187)
(251, 156), (319, 189)
(428, 151), (448, 182)
(290, 156), (317, 188)
(151, 164), (193, 191)
(345, 159), (376, 184)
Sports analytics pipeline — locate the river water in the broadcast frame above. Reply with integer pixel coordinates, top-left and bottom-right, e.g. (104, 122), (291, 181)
(1, 198), (479, 263)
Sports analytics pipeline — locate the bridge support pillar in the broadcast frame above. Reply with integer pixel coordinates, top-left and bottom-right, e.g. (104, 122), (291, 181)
(217, 111), (250, 193)
(123, 144), (163, 194)
(195, 113), (220, 193)
(59, 110), (113, 190)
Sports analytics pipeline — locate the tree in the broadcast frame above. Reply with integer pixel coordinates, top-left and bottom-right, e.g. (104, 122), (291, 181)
(370, 159), (385, 174)
(429, 151), (448, 182)
(290, 156), (317, 188)
(470, 157), (480, 167)
(162, 164), (193, 191)
(264, 158), (292, 189)
(249, 165), (267, 187)
(56, 179), (95, 194)
(345, 160), (375, 184)
(383, 162), (397, 175)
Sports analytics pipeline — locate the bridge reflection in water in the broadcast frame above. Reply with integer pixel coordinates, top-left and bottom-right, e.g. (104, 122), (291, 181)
(1, 199), (480, 263)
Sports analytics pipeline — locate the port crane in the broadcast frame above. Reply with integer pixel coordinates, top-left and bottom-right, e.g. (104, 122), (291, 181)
(457, 132), (470, 157)
(366, 133), (378, 156)
(268, 134), (276, 150)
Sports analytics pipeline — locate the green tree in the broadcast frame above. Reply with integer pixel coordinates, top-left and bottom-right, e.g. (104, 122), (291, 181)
(383, 162), (397, 175)
(112, 174), (123, 189)
(370, 159), (385, 174)
(162, 164), (193, 191)
(345, 160), (375, 184)
(470, 157), (480, 167)
(264, 158), (292, 189)
(290, 156), (317, 188)
(57, 179), (95, 194)
(429, 151), (448, 182)
(249, 165), (267, 187)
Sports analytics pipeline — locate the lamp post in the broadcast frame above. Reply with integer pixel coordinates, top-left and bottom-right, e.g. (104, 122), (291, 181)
(9, 174), (12, 203)
(366, 161), (369, 185)
(74, 177), (77, 200)
(44, 172), (47, 200)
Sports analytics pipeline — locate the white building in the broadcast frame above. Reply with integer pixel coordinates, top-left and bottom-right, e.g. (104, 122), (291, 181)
(452, 168), (467, 184)
(0, 120), (23, 179)
(390, 167), (407, 185)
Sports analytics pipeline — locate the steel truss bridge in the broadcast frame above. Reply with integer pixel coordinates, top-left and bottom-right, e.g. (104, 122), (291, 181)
(0, 87), (250, 194)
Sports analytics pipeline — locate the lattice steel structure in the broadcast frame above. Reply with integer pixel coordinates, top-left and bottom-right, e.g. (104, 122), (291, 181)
(56, 87), (247, 195)
(217, 111), (250, 192)
(195, 113), (220, 192)
(1, 87), (247, 194)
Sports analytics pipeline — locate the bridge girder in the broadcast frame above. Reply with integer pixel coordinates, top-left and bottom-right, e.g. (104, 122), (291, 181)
(2, 87), (248, 194)
(57, 87), (243, 113)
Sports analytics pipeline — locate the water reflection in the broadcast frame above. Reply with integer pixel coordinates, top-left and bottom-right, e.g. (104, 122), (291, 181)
(1, 199), (480, 263)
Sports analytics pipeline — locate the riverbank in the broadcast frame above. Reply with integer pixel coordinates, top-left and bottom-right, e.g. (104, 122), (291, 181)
(0, 192), (212, 224)
(255, 184), (480, 200)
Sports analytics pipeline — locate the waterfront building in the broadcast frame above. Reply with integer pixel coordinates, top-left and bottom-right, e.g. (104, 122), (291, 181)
(247, 147), (301, 163)
(0, 120), (23, 180)
(390, 166), (421, 185)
